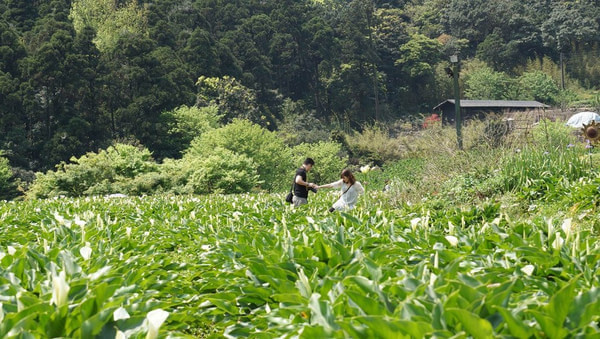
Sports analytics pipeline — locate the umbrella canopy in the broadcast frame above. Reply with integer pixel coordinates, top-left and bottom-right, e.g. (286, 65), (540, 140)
(565, 111), (600, 128)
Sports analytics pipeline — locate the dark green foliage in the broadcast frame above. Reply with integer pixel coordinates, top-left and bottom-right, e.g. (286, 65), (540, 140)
(1, 0), (600, 180)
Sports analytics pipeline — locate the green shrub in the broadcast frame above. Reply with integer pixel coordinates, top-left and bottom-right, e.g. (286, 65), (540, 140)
(464, 66), (514, 100)
(187, 119), (291, 191)
(291, 141), (348, 185)
(347, 125), (402, 166)
(0, 152), (17, 200)
(531, 119), (578, 147)
(184, 148), (259, 194)
(518, 71), (560, 105)
(27, 144), (159, 198)
(161, 105), (222, 153)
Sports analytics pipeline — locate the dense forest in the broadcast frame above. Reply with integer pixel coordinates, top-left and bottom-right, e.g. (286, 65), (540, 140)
(1, 0), (600, 173)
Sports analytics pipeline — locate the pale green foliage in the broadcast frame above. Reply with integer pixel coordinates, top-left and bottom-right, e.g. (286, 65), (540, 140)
(518, 71), (560, 105)
(69, 0), (148, 53)
(183, 148), (260, 194)
(464, 65), (514, 100)
(530, 119), (577, 148)
(523, 56), (563, 85)
(347, 125), (403, 165)
(187, 119), (291, 191)
(27, 144), (159, 198)
(396, 34), (442, 78)
(163, 105), (221, 145)
(0, 152), (15, 199)
(291, 141), (348, 184)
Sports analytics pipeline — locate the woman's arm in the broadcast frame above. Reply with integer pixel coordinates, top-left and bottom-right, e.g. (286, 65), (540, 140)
(317, 179), (343, 189)
(355, 182), (365, 194)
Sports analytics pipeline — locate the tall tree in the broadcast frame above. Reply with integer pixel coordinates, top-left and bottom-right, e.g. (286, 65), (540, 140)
(0, 19), (27, 167)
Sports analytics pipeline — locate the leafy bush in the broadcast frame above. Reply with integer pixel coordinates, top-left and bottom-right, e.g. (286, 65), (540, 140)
(27, 144), (159, 198)
(0, 152), (17, 200)
(161, 105), (222, 153)
(291, 141), (348, 185)
(464, 65), (514, 100)
(518, 71), (560, 105)
(187, 119), (291, 191)
(184, 148), (260, 194)
(347, 125), (402, 166)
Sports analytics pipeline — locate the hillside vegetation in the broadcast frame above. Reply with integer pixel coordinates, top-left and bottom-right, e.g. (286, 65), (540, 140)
(1, 0), (600, 178)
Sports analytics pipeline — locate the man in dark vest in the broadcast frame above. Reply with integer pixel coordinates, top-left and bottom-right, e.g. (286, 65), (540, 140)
(293, 158), (316, 207)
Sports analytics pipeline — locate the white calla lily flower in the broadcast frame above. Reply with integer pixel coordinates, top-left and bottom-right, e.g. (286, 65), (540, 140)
(146, 309), (169, 339)
(410, 217), (421, 230)
(114, 307), (131, 321)
(552, 232), (564, 251)
(51, 271), (70, 307)
(80, 245), (92, 260)
(445, 235), (459, 247)
(521, 264), (535, 276)
(561, 218), (572, 239)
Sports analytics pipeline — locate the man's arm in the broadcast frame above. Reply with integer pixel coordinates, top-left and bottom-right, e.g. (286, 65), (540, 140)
(295, 175), (314, 188)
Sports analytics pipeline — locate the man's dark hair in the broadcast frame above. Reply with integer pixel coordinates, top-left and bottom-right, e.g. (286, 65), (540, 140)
(303, 158), (315, 166)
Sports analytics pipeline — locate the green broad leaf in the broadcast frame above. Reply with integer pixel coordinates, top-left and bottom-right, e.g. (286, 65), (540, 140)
(494, 306), (534, 338)
(515, 247), (558, 268)
(239, 285), (272, 303)
(545, 276), (579, 326)
(79, 306), (117, 338)
(345, 290), (387, 316)
(78, 297), (98, 321)
(295, 268), (312, 299)
(568, 287), (600, 329)
(528, 310), (568, 339)
(315, 237), (333, 263)
(94, 282), (121, 308)
(445, 308), (494, 339)
(308, 293), (339, 332)
(2, 313), (42, 338)
(395, 319), (433, 338)
(352, 316), (433, 338)
(362, 257), (382, 282)
(339, 213), (362, 227)
(299, 324), (332, 338)
(271, 293), (305, 304)
(347, 276), (393, 313)
(59, 250), (82, 275)
(431, 302), (445, 330)
(207, 298), (239, 315)
(484, 280), (514, 312)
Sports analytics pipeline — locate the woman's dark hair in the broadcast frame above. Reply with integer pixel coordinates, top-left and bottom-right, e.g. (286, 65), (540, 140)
(341, 169), (356, 185)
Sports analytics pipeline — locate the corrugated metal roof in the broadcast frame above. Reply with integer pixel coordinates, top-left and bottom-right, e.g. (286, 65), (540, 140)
(433, 99), (549, 111)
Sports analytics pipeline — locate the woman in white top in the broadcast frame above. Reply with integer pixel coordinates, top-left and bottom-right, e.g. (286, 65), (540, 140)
(317, 169), (365, 212)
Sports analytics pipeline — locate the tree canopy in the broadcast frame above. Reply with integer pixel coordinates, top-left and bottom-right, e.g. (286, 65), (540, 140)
(1, 0), (599, 172)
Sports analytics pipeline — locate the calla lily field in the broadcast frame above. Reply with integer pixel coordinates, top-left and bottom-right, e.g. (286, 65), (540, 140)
(0, 188), (599, 337)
